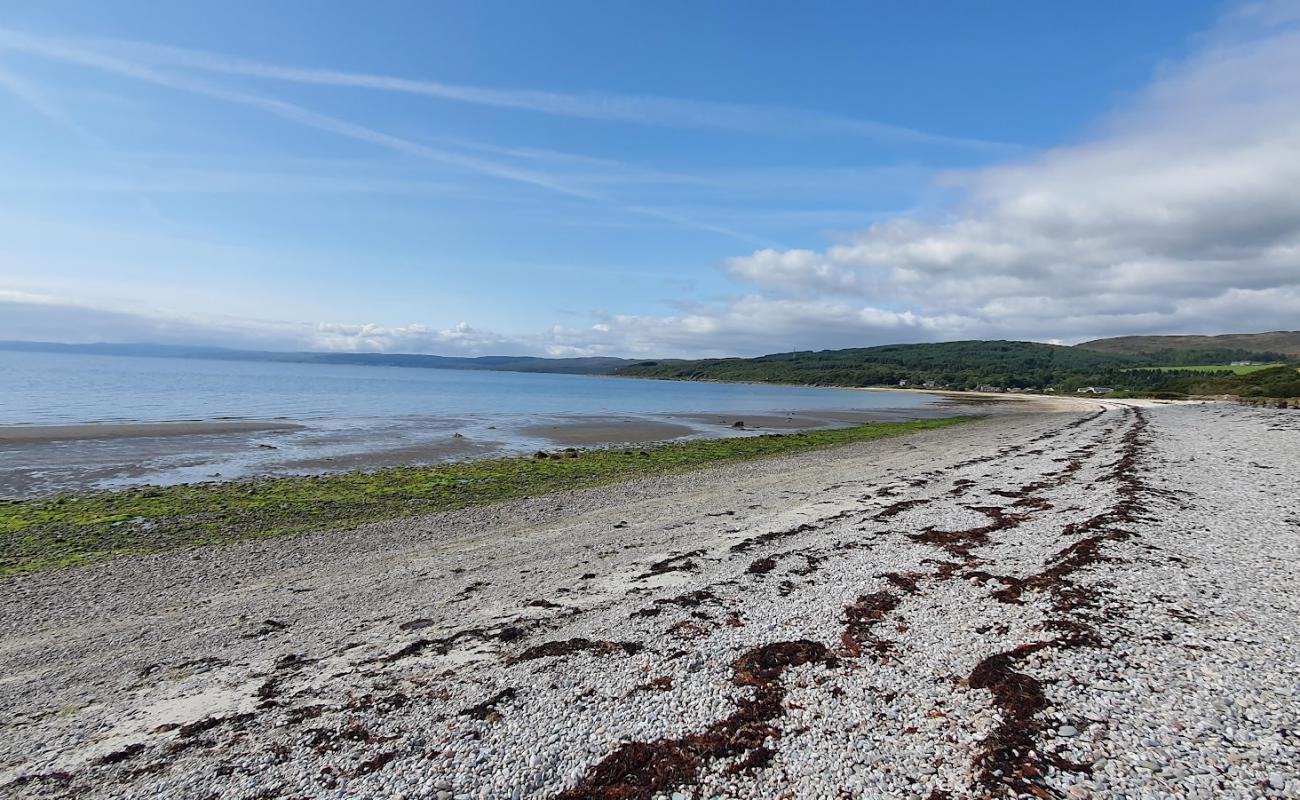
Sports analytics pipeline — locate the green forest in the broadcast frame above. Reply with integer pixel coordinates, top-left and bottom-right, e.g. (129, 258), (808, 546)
(615, 340), (1300, 398)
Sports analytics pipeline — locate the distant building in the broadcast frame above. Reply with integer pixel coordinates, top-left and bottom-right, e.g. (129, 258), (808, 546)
(1077, 386), (1113, 394)
(1229, 360), (1264, 366)
(975, 385), (1003, 393)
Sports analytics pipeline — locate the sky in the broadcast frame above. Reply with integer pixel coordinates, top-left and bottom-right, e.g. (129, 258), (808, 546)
(1, 0), (1297, 358)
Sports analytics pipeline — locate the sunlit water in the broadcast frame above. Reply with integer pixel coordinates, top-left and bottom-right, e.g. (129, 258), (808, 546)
(0, 350), (947, 495)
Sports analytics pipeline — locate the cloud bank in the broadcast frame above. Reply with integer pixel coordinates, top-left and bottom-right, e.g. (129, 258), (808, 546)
(714, 7), (1300, 347)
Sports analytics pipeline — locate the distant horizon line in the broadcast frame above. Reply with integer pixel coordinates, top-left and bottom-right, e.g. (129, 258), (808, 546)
(3, 331), (1298, 364)
(0, 339), (632, 362)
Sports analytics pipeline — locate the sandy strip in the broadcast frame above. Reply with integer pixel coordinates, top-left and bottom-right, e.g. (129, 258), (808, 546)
(517, 418), (699, 447)
(516, 407), (956, 446)
(0, 399), (1296, 799)
(0, 421), (305, 443)
(678, 408), (955, 432)
(2, 406), (950, 498)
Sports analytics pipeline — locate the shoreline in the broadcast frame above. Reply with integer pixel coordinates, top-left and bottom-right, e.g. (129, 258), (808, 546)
(2, 401), (1294, 798)
(0, 399), (970, 499)
(0, 416), (975, 577)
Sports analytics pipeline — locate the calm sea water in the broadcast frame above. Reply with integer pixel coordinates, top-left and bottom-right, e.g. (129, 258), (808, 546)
(0, 350), (939, 425)
(0, 350), (945, 495)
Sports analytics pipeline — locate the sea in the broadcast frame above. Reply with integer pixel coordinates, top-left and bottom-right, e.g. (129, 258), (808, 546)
(0, 350), (949, 496)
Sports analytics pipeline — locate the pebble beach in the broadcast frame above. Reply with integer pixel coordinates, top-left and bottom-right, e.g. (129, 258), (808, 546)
(1, 399), (1297, 799)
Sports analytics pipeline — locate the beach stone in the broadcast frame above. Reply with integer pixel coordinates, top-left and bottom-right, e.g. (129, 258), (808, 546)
(5, 402), (1299, 800)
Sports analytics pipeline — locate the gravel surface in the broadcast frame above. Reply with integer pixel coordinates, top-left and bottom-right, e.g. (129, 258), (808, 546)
(1, 400), (1297, 799)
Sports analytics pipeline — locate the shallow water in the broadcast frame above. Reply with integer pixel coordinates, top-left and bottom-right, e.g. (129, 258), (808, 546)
(0, 349), (947, 495)
(0, 350), (946, 424)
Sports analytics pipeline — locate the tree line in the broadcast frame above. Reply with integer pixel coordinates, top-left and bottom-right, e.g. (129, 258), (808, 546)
(614, 340), (1300, 398)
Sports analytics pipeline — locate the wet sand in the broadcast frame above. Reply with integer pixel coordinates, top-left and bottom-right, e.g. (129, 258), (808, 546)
(507, 406), (963, 445)
(517, 417), (698, 447)
(0, 420), (304, 443)
(678, 406), (954, 432)
(2, 404), (965, 498)
(274, 437), (503, 471)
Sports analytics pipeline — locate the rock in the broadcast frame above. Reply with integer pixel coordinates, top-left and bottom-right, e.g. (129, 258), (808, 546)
(1058, 724), (1080, 738)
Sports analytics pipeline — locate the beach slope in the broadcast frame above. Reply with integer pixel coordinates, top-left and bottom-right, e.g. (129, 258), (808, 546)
(1, 401), (1296, 798)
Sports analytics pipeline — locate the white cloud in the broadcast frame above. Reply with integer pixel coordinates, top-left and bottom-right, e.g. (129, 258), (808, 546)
(0, 296), (304, 350)
(0, 294), (938, 358)
(0, 297), (537, 355)
(526, 297), (953, 358)
(711, 6), (1300, 345)
(309, 321), (522, 354)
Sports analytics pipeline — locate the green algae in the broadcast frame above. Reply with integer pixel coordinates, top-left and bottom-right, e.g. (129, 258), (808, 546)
(0, 417), (972, 577)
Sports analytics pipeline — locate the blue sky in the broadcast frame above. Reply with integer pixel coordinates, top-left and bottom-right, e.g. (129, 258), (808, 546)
(2, 1), (1298, 357)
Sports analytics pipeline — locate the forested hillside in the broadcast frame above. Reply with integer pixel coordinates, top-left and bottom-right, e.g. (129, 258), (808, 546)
(615, 340), (1300, 397)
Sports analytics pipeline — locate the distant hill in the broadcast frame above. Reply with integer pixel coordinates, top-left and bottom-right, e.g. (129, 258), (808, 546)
(1076, 331), (1300, 358)
(615, 338), (1300, 396)
(0, 341), (634, 375)
(616, 340), (1138, 390)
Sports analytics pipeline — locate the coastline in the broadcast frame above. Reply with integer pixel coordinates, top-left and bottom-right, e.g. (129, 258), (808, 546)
(0, 416), (975, 576)
(6, 351), (1077, 498)
(0, 400), (963, 499)
(2, 400), (1294, 798)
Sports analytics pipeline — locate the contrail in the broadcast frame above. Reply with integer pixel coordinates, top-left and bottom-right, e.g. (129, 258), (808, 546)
(0, 29), (770, 245)
(0, 56), (163, 220)
(40, 30), (1016, 152)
